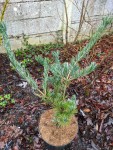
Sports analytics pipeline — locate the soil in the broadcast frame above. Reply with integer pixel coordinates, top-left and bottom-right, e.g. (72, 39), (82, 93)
(39, 109), (78, 147)
(0, 34), (113, 150)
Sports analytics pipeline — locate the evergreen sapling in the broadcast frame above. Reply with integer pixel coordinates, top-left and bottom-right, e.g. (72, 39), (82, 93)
(0, 17), (113, 126)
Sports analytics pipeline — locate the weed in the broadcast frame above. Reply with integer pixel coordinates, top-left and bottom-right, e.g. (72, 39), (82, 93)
(21, 58), (33, 67)
(15, 37), (64, 68)
(15, 36), (64, 57)
(15, 48), (24, 57)
(0, 94), (15, 108)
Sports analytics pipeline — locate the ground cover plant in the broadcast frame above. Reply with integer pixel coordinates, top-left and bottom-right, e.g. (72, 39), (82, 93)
(0, 94), (15, 107)
(14, 37), (64, 68)
(0, 18), (113, 149)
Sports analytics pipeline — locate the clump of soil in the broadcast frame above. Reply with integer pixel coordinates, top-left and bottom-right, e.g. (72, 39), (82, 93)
(39, 109), (78, 146)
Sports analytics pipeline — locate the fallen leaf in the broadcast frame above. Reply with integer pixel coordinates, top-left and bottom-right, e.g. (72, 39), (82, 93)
(34, 136), (41, 149)
(13, 145), (19, 150)
(95, 123), (99, 131)
(109, 142), (113, 146)
(0, 86), (3, 92)
(17, 81), (27, 88)
(86, 118), (93, 126)
(18, 117), (24, 124)
(80, 109), (86, 117)
(91, 140), (101, 150)
(110, 66), (113, 70)
(83, 108), (91, 113)
(0, 142), (5, 149)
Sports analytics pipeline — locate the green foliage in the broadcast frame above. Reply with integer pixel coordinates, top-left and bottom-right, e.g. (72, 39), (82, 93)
(30, 42), (64, 55)
(15, 36), (37, 57)
(0, 16), (113, 126)
(35, 50), (96, 125)
(20, 58), (33, 68)
(53, 95), (78, 126)
(0, 94), (15, 108)
(15, 36), (63, 68)
(75, 17), (113, 63)
(15, 49), (24, 57)
(15, 36), (64, 57)
(15, 51), (33, 68)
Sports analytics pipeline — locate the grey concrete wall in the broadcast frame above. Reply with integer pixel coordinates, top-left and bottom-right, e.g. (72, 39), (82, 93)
(70, 0), (113, 41)
(0, 0), (113, 52)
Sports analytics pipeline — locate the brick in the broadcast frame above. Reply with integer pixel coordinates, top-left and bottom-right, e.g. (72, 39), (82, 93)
(40, 0), (63, 18)
(0, 2), (40, 21)
(0, 0), (40, 3)
(6, 15), (62, 36)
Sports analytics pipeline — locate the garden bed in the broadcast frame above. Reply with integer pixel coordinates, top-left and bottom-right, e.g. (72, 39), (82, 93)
(0, 34), (113, 150)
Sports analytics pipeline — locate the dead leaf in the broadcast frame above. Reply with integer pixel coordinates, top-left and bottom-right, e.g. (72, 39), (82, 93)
(17, 81), (27, 88)
(91, 140), (101, 150)
(0, 86), (3, 92)
(95, 123), (99, 131)
(0, 142), (5, 149)
(83, 108), (91, 113)
(13, 145), (19, 150)
(109, 142), (113, 146)
(110, 66), (113, 70)
(86, 118), (93, 126)
(34, 137), (40, 149)
(80, 109), (86, 117)
(9, 125), (23, 138)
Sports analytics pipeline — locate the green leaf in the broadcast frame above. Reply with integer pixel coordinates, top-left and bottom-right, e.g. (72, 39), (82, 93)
(4, 94), (10, 100)
(11, 99), (15, 104)
(0, 100), (7, 107)
(0, 95), (3, 101)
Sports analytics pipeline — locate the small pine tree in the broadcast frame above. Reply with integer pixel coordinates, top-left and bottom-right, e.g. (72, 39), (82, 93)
(0, 17), (113, 126)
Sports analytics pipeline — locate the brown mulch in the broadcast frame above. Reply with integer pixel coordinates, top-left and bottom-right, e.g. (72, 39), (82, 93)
(0, 34), (113, 150)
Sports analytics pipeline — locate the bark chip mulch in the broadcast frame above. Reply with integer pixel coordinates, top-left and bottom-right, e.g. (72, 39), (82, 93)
(0, 34), (113, 150)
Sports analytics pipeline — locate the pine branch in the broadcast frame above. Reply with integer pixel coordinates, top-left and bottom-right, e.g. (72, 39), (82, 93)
(52, 51), (60, 64)
(35, 55), (45, 65)
(73, 62), (97, 79)
(75, 17), (113, 63)
(35, 55), (51, 65)
(0, 22), (38, 90)
(42, 58), (49, 94)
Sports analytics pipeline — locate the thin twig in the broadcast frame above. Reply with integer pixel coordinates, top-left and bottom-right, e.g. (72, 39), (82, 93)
(63, 0), (69, 44)
(73, 0), (90, 43)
